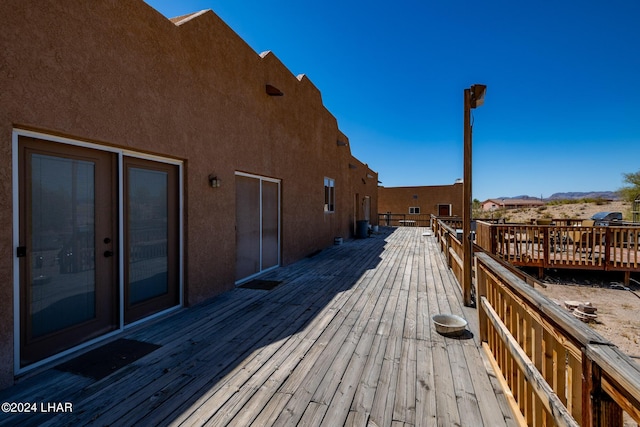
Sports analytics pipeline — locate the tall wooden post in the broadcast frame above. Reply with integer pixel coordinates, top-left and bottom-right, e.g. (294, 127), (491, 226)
(463, 88), (473, 306)
(462, 84), (485, 306)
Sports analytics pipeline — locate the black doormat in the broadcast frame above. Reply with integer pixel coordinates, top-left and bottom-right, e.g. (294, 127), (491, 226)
(55, 338), (161, 380)
(239, 279), (282, 290)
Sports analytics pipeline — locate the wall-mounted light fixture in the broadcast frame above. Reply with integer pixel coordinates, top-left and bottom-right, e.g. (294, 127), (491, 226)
(337, 140), (348, 147)
(208, 174), (221, 188)
(470, 84), (487, 108)
(266, 84), (284, 96)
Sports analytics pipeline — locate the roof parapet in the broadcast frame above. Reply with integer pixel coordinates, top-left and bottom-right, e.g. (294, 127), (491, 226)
(170, 10), (210, 26)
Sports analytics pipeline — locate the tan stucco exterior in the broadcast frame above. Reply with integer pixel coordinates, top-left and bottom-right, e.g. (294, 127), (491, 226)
(0, 0), (377, 388)
(378, 184), (462, 217)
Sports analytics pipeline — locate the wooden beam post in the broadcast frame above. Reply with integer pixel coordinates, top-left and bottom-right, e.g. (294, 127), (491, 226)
(463, 88), (473, 306)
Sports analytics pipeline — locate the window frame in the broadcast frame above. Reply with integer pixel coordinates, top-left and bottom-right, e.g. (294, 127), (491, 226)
(324, 177), (335, 213)
(409, 206), (420, 214)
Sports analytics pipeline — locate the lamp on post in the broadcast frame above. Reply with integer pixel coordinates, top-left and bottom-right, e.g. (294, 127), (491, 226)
(462, 84), (486, 307)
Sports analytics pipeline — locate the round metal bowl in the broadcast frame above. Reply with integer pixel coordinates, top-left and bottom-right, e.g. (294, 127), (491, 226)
(432, 314), (468, 336)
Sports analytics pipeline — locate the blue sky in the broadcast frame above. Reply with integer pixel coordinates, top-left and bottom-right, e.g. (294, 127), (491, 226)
(145, 0), (640, 201)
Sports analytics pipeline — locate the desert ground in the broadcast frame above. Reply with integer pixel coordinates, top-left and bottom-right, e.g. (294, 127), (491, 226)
(498, 199), (632, 225)
(493, 200), (640, 360)
(533, 270), (640, 359)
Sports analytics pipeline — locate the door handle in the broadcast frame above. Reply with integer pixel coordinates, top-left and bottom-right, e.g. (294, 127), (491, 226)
(104, 250), (114, 258)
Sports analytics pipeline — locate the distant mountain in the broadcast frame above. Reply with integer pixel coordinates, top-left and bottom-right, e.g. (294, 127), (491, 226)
(546, 191), (620, 201)
(493, 191), (621, 201)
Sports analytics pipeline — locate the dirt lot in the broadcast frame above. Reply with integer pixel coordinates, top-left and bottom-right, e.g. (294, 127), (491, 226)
(502, 199), (631, 224)
(500, 200), (640, 360)
(534, 270), (640, 427)
(533, 270), (640, 359)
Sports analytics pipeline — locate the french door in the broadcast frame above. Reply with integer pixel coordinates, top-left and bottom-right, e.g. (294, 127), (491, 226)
(17, 134), (181, 367)
(123, 157), (179, 324)
(18, 137), (118, 366)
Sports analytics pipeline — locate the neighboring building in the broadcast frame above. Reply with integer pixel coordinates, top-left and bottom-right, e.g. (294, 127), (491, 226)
(0, 1), (378, 388)
(481, 198), (545, 211)
(378, 183), (463, 218)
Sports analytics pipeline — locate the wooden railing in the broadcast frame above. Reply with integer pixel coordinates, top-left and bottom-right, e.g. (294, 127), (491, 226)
(432, 218), (464, 290)
(475, 221), (640, 283)
(477, 218), (594, 227)
(377, 213), (432, 227)
(432, 217), (640, 426)
(476, 252), (640, 427)
(431, 214), (463, 230)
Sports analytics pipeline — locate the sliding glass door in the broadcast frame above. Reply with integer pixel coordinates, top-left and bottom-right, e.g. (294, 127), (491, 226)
(235, 173), (280, 283)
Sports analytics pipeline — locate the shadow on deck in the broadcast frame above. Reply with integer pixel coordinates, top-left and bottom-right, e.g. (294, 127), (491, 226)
(0, 227), (515, 426)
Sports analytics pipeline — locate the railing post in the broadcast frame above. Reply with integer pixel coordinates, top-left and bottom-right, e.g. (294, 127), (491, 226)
(583, 351), (596, 427)
(542, 226), (551, 270)
(599, 393), (624, 427)
(446, 230), (452, 268)
(477, 259), (488, 342)
(490, 223), (497, 255)
(582, 348), (624, 427)
(604, 227), (611, 268)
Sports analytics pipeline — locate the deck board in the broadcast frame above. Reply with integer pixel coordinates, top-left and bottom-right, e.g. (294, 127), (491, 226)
(0, 227), (515, 426)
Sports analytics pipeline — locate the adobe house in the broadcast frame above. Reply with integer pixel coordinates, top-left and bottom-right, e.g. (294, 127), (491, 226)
(378, 183), (463, 218)
(0, 0), (377, 388)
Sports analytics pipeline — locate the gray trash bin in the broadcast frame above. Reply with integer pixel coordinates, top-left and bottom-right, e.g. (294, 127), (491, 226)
(356, 220), (369, 238)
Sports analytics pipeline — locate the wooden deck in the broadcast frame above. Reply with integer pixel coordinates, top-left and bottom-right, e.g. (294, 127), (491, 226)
(0, 227), (516, 427)
(474, 222), (640, 282)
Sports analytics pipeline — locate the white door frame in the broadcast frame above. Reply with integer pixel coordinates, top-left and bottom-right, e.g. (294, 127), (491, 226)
(12, 128), (184, 374)
(234, 171), (281, 284)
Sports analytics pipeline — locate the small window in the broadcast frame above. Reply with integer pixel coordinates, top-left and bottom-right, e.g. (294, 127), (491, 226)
(409, 206), (420, 214)
(324, 177), (335, 212)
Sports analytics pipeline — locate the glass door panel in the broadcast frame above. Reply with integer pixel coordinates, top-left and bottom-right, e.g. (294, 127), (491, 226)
(19, 137), (117, 366)
(261, 180), (279, 270)
(30, 154), (96, 335)
(235, 175), (261, 280)
(128, 168), (168, 303)
(235, 174), (281, 283)
(124, 158), (179, 324)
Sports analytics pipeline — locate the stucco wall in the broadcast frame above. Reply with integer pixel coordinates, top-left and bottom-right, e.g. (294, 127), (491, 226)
(378, 184), (462, 217)
(347, 153), (379, 228)
(0, 0), (377, 389)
